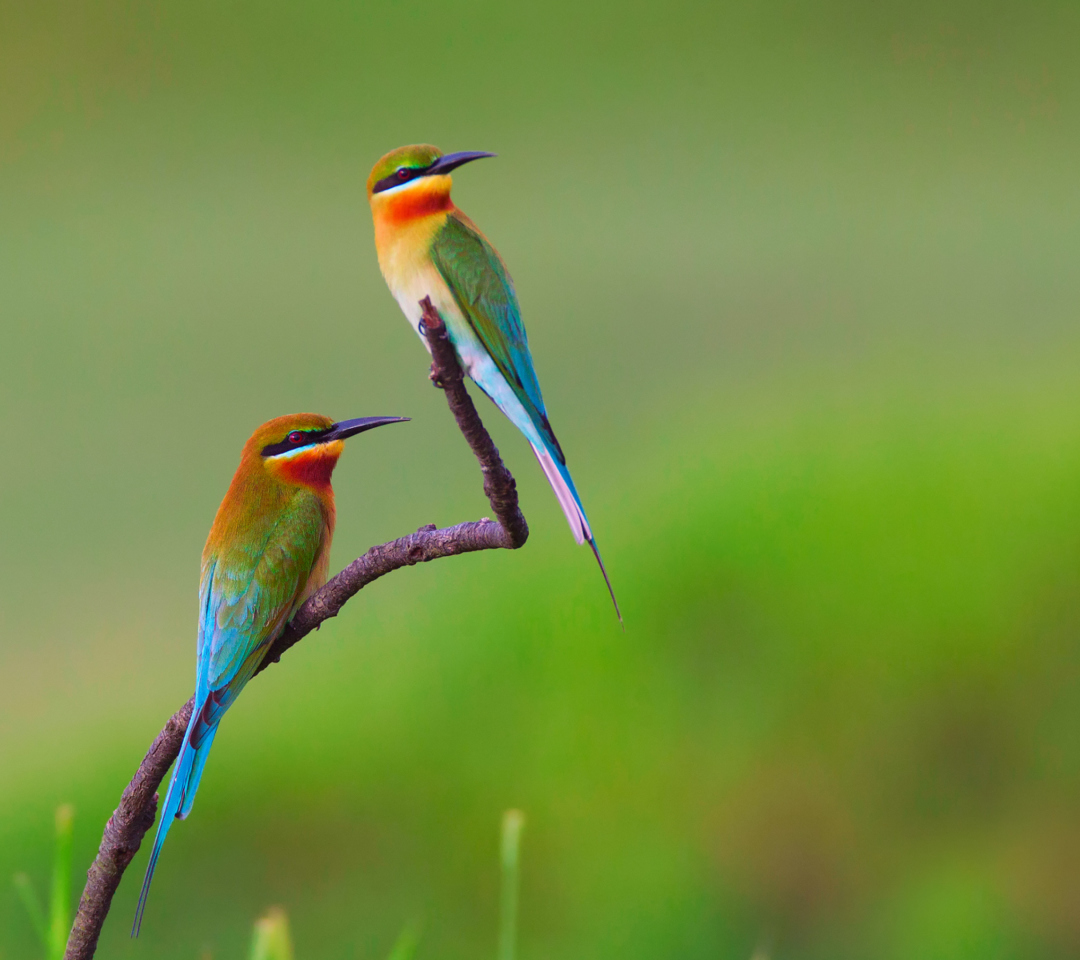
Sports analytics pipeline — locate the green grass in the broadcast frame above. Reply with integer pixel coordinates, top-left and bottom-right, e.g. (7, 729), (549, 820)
(9, 807), (519, 959)
(241, 809), (521, 960)
(13, 805), (73, 960)
(249, 908), (293, 960)
(497, 811), (524, 960)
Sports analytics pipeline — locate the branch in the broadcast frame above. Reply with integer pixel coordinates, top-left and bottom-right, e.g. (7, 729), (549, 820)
(419, 296), (529, 549)
(66, 302), (528, 960)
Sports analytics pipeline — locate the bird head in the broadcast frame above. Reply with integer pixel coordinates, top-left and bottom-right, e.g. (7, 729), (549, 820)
(247, 413), (409, 490)
(367, 144), (495, 217)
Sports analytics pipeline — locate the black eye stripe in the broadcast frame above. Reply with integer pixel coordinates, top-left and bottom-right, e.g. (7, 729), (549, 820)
(373, 163), (431, 194)
(261, 429), (326, 458)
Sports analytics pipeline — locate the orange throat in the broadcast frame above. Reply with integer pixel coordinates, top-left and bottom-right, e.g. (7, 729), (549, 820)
(371, 176), (453, 242)
(268, 442), (343, 492)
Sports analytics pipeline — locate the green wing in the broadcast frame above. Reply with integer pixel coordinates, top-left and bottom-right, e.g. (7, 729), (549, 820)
(430, 213), (563, 461)
(196, 493), (327, 736)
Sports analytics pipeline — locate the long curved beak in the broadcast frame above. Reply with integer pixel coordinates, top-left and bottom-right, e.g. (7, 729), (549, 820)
(323, 416), (410, 442)
(425, 151), (496, 176)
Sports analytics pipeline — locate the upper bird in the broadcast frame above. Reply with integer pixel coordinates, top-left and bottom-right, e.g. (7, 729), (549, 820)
(133, 412), (408, 935)
(366, 144), (619, 619)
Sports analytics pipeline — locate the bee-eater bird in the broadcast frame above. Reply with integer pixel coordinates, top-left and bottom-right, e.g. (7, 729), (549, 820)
(132, 412), (408, 935)
(366, 144), (620, 619)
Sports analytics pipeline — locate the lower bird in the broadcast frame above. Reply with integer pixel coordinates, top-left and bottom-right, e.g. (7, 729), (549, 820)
(133, 412), (408, 935)
(366, 144), (620, 619)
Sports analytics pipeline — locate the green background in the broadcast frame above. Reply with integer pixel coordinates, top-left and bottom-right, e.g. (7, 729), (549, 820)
(3, 1), (1080, 957)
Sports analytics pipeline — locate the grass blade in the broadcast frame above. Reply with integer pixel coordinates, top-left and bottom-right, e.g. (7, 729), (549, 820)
(498, 809), (525, 960)
(385, 922), (421, 960)
(250, 906), (294, 960)
(12, 872), (48, 946)
(48, 804), (74, 960)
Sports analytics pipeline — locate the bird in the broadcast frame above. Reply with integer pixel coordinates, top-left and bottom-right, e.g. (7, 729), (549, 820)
(132, 412), (408, 935)
(366, 144), (620, 619)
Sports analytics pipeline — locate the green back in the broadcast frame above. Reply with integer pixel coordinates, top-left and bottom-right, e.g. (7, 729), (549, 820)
(431, 213), (564, 462)
(197, 488), (327, 733)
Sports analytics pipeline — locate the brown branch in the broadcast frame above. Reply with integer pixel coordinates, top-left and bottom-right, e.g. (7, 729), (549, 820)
(255, 517), (515, 675)
(419, 296), (529, 548)
(65, 302), (528, 960)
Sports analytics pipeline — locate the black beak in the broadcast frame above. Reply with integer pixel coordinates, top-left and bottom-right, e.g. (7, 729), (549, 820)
(323, 416), (410, 442)
(424, 151), (496, 176)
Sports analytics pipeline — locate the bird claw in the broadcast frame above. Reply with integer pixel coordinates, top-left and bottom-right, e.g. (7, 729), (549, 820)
(429, 363), (445, 389)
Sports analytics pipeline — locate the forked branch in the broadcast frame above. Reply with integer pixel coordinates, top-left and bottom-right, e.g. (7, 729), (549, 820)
(65, 301), (527, 960)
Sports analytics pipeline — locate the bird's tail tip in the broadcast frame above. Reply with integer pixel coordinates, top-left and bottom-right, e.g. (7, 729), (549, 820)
(588, 537), (623, 627)
(531, 443), (622, 624)
(131, 723), (201, 937)
(130, 843), (161, 938)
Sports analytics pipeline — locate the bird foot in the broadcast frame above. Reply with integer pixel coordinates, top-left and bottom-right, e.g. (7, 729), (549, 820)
(429, 362), (445, 389)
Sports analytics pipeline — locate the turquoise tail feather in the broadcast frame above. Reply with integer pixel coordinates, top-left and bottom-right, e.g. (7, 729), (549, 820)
(461, 338), (621, 620)
(131, 736), (193, 936)
(178, 724), (218, 819)
(131, 714), (218, 936)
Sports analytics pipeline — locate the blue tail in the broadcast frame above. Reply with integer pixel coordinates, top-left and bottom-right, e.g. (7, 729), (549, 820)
(464, 354), (621, 621)
(131, 719), (218, 936)
(178, 724), (218, 819)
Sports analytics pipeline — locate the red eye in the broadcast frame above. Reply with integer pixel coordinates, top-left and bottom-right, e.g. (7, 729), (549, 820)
(397, 168), (410, 179)
(288, 431), (304, 444)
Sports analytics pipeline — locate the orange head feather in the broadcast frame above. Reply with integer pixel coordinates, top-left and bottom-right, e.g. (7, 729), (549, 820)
(368, 144), (453, 234)
(367, 145), (495, 237)
(204, 413), (408, 559)
(204, 414), (337, 561)
(243, 413), (342, 492)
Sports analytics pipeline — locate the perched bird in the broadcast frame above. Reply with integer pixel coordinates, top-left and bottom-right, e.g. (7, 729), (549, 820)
(133, 412), (408, 935)
(366, 145), (619, 618)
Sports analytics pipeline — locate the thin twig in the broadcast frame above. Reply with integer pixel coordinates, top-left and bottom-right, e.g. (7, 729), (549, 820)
(65, 302), (527, 959)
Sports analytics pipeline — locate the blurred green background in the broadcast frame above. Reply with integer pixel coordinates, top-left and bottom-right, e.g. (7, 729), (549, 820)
(3, 0), (1080, 957)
